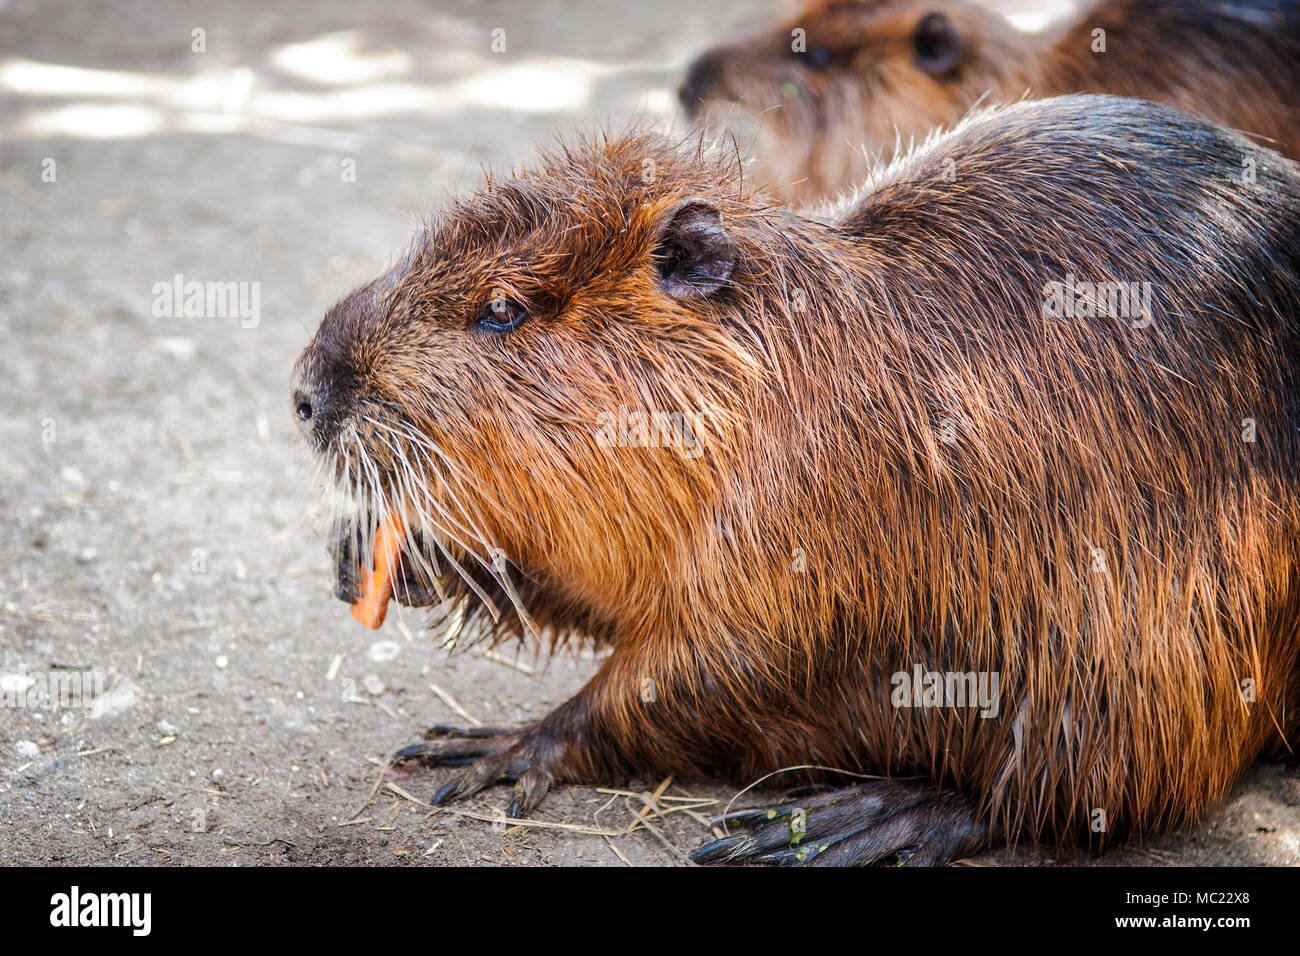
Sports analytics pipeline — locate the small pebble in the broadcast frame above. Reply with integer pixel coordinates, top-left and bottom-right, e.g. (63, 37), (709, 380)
(215, 655), (228, 669)
(15, 740), (39, 759)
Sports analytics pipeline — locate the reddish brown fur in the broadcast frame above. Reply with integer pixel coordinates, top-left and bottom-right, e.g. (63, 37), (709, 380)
(680, 0), (1300, 204)
(293, 95), (1300, 862)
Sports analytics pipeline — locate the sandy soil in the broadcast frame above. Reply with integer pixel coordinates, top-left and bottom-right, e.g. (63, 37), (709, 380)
(1, 0), (1296, 867)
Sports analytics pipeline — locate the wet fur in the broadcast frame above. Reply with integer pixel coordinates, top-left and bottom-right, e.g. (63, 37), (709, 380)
(684, 0), (1300, 204)
(294, 95), (1300, 851)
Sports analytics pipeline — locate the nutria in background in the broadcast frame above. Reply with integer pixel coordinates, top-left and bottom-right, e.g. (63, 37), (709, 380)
(291, 94), (1300, 865)
(678, 0), (1300, 204)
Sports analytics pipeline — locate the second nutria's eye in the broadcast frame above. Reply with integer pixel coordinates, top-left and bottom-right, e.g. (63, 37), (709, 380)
(803, 47), (833, 71)
(477, 297), (526, 333)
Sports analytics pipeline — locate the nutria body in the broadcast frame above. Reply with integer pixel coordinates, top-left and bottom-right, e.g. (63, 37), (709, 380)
(680, 0), (1300, 204)
(292, 94), (1300, 865)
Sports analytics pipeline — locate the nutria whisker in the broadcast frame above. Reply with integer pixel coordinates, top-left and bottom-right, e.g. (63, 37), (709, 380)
(390, 415), (537, 542)
(363, 423), (505, 618)
(365, 418), (485, 546)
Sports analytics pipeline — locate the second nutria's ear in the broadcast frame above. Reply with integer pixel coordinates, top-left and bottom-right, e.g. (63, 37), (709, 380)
(913, 12), (963, 75)
(653, 198), (736, 299)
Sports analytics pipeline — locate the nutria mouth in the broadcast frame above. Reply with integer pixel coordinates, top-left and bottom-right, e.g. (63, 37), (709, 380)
(330, 515), (438, 609)
(327, 506), (535, 648)
(318, 411), (510, 627)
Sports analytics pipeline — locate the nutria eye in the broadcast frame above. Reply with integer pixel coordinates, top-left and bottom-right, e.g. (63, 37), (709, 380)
(803, 47), (833, 71)
(478, 298), (526, 333)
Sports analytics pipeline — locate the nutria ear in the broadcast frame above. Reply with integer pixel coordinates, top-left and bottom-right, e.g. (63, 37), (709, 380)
(654, 198), (736, 299)
(913, 12), (963, 75)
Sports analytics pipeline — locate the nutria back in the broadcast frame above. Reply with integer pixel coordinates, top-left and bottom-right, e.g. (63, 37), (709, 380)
(680, 0), (1300, 204)
(294, 94), (1300, 859)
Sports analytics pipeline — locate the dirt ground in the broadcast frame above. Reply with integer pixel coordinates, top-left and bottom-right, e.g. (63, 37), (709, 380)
(1, 0), (1296, 867)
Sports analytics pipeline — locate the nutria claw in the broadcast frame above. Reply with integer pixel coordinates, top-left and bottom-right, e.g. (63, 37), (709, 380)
(690, 781), (986, 866)
(392, 725), (517, 767)
(394, 724), (557, 819)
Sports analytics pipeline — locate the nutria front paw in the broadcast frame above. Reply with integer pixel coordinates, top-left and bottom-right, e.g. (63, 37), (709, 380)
(691, 780), (986, 866)
(393, 723), (562, 819)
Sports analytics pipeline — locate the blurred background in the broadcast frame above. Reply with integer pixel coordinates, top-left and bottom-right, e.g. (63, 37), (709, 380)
(1, 0), (1294, 866)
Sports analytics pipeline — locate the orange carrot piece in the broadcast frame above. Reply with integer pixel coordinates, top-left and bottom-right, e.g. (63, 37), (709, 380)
(351, 511), (405, 630)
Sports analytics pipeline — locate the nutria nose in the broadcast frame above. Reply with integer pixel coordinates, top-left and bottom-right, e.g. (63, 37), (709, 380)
(290, 371), (332, 446)
(678, 50), (724, 117)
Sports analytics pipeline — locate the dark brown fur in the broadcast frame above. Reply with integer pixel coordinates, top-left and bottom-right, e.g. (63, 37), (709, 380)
(680, 0), (1300, 204)
(292, 95), (1300, 864)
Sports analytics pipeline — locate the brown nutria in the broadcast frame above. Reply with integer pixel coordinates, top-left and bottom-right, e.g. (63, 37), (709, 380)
(679, 0), (1300, 204)
(291, 94), (1300, 865)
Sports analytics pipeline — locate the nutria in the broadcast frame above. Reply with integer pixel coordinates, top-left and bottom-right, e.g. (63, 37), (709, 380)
(679, 0), (1300, 204)
(291, 94), (1300, 865)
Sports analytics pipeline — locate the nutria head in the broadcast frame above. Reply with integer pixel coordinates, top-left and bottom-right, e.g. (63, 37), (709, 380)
(678, 0), (1027, 204)
(291, 132), (781, 645)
